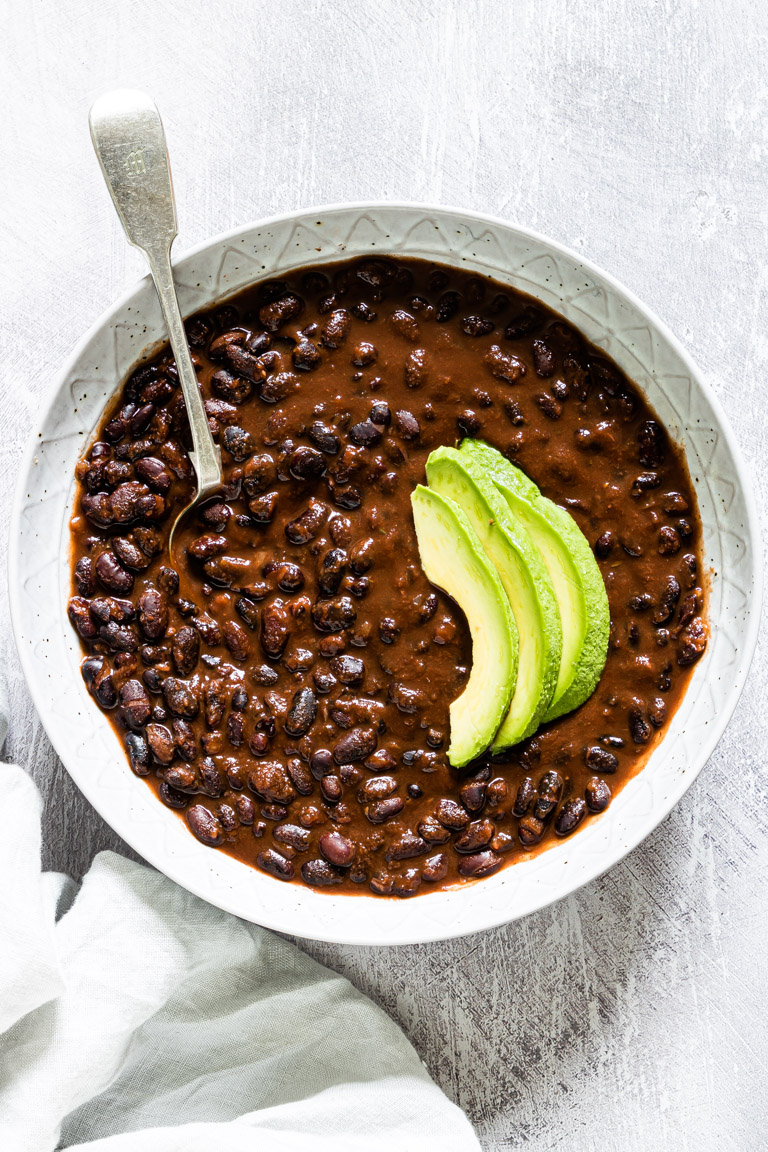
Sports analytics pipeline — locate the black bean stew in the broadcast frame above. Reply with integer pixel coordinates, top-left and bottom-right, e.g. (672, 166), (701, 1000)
(68, 257), (707, 898)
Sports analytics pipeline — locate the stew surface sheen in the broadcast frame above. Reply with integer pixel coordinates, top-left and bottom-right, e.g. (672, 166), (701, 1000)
(68, 256), (707, 898)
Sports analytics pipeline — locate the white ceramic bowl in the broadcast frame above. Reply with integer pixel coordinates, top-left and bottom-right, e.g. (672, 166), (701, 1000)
(10, 203), (761, 945)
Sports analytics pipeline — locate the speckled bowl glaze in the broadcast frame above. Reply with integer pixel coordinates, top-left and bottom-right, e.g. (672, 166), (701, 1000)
(9, 204), (761, 945)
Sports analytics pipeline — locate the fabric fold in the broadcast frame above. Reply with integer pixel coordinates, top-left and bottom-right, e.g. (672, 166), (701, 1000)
(0, 765), (480, 1152)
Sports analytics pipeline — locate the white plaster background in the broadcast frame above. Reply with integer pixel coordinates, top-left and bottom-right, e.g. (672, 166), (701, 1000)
(1, 1), (766, 1148)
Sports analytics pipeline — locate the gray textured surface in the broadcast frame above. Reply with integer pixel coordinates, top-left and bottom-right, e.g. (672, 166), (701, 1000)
(2, 1), (766, 1148)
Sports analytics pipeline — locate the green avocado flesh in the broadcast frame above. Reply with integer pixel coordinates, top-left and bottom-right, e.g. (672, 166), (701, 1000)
(426, 447), (562, 749)
(460, 439), (610, 722)
(410, 485), (518, 767)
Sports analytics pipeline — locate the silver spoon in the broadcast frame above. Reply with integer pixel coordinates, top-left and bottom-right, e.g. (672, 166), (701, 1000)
(89, 89), (222, 557)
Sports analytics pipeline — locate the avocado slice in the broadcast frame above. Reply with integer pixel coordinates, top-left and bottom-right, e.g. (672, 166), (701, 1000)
(425, 447), (562, 750)
(410, 485), (519, 768)
(461, 439), (609, 722)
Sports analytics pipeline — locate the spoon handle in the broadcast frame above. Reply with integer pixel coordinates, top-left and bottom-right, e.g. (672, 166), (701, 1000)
(89, 89), (221, 496)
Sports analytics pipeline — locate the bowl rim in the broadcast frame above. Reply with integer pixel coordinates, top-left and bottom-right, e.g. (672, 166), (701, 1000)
(9, 199), (763, 944)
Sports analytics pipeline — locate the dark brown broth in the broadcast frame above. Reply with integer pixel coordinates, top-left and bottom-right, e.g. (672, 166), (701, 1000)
(68, 256), (707, 898)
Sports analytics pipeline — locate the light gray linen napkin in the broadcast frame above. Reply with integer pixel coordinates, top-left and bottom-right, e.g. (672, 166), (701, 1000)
(0, 754), (480, 1152)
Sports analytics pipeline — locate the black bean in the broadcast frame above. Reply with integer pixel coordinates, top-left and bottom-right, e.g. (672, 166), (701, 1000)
(388, 681), (423, 714)
(536, 394), (562, 420)
(351, 341), (378, 367)
(653, 575), (681, 625)
(286, 757), (314, 796)
(81, 657), (117, 707)
(504, 305), (542, 338)
(289, 445), (327, 481)
(263, 560), (305, 592)
(436, 798), (470, 830)
(358, 775), (398, 801)
(487, 778), (508, 806)
(68, 597), (98, 640)
(628, 703), (652, 744)
(421, 853), (449, 883)
(319, 830), (355, 867)
(199, 758), (224, 797)
(329, 655), (365, 684)
(259, 293), (304, 332)
(458, 313), (493, 337)
(329, 483), (363, 510)
(285, 498), (327, 544)
(484, 344), (525, 384)
(391, 868), (422, 897)
(457, 410), (481, 436)
(227, 712), (245, 747)
(366, 796), (405, 823)
(274, 823), (311, 851)
(159, 782), (188, 809)
(584, 745), (619, 773)
(171, 719), (197, 761)
(111, 536), (152, 572)
(370, 399), (391, 426)
(391, 309), (420, 340)
(386, 832), (429, 862)
(74, 556), (96, 596)
(223, 343), (270, 383)
(261, 603), (291, 658)
(534, 771), (563, 821)
(284, 687), (318, 737)
(236, 795), (256, 825)
(585, 777), (612, 812)
(417, 816), (451, 844)
(125, 732), (151, 776)
(311, 595), (356, 633)
(678, 616), (707, 666)
(459, 780), (487, 813)
(379, 617), (400, 644)
(95, 552), (134, 594)
(532, 339), (556, 377)
(320, 775), (343, 803)
(518, 815), (545, 847)
(302, 859), (343, 887)
(161, 677), (199, 719)
(308, 421), (341, 455)
(348, 420), (382, 447)
(118, 679), (151, 730)
(248, 760), (296, 804)
(133, 458), (171, 497)
(320, 308), (351, 348)
(137, 587), (168, 641)
(220, 425), (253, 462)
(231, 597), (258, 633)
(293, 338), (322, 370)
(157, 566), (179, 594)
(242, 454), (276, 498)
(555, 797), (587, 836)
(599, 734), (625, 748)
(404, 348), (427, 388)
(256, 848), (295, 880)
(333, 726), (378, 764)
(658, 526), (681, 555)
(631, 471), (662, 496)
(146, 722), (175, 765)
(457, 850), (502, 878)
(454, 818), (495, 853)
(638, 419), (666, 467)
(505, 400), (527, 426)
(649, 697), (667, 727)
(211, 369), (253, 405)
(172, 625), (200, 676)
